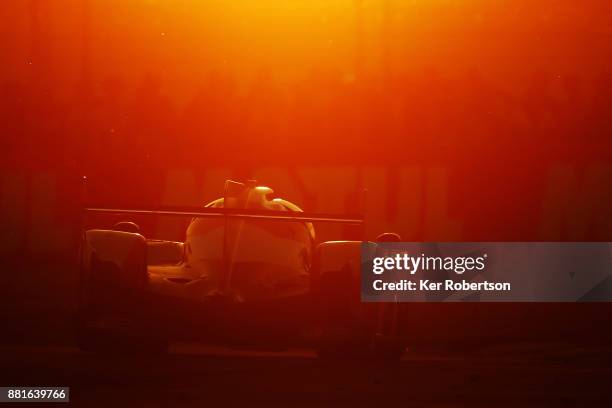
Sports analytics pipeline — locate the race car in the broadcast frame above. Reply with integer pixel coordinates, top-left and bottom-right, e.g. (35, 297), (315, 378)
(77, 179), (405, 359)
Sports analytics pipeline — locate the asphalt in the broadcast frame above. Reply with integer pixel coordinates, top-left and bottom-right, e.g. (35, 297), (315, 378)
(0, 342), (610, 407)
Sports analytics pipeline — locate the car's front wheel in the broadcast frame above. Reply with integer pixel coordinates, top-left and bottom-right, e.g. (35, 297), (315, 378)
(76, 229), (168, 354)
(313, 240), (405, 361)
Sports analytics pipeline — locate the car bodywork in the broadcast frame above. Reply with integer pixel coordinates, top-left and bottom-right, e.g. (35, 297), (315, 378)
(78, 180), (403, 356)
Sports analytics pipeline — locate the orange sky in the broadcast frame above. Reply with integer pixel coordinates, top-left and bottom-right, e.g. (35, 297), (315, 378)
(1, 0), (611, 104)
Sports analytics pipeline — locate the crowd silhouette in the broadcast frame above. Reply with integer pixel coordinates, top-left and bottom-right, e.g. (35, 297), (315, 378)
(4, 68), (610, 172)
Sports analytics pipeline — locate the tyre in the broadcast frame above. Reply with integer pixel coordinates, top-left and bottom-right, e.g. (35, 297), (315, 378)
(76, 229), (168, 354)
(316, 295), (405, 361)
(313, 241), (405, 361)
(317, 267), (405, 361)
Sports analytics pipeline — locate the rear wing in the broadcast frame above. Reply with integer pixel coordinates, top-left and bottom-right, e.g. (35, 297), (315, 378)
(83, 205), (363, 225)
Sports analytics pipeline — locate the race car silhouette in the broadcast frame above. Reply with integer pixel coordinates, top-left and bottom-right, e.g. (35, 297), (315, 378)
(77, 180), (405, 359)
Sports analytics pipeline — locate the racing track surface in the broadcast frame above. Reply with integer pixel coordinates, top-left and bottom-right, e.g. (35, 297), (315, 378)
(0, 342), (610, 407)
